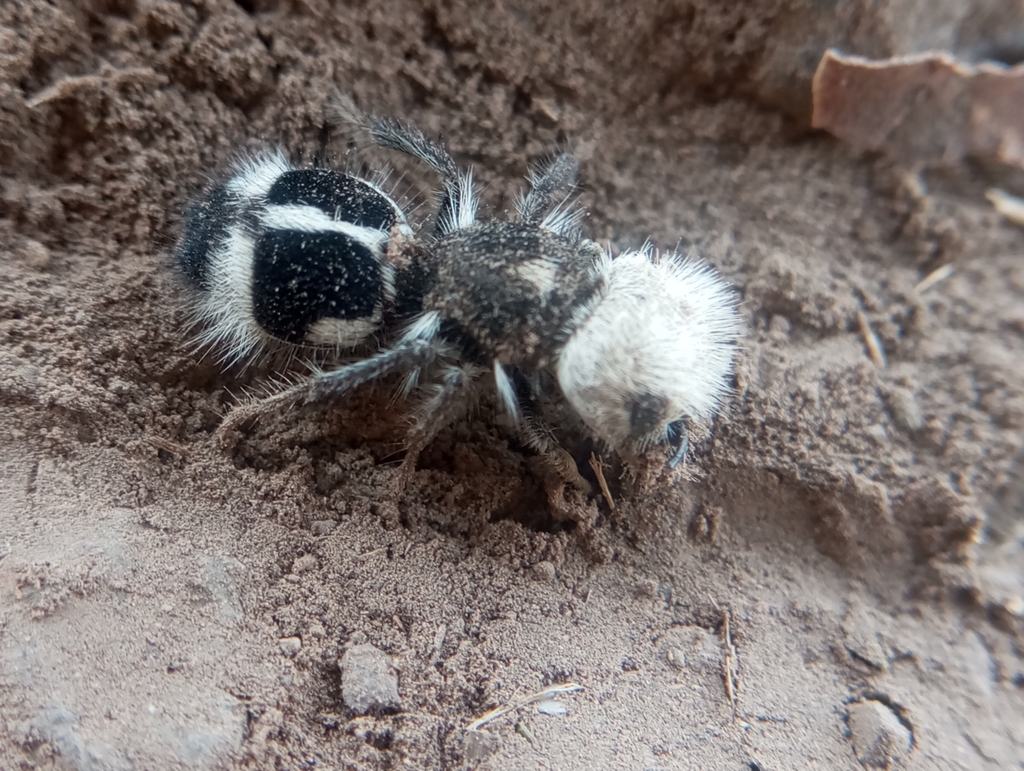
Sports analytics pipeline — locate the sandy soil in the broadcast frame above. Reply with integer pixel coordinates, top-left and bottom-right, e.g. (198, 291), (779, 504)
(2, 1), (1023, 769)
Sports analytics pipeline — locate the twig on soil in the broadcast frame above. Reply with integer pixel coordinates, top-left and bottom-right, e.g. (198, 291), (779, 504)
(986, 188), (1024, 226)
(589, 452), (615, 510)
(857, 311), (887, 368)
(914, 264), (954, 294)
(145, 436), (191, 458)
(709, 595), (739, 719)
(514, 720), (537, 744)
(466, 682), (583, 731)
(354, 547), (386, 561)
(722, 608), (739, 718)
(26, 66), (165, 108)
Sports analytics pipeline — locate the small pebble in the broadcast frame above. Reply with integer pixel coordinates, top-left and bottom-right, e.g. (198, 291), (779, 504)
(666, 647), (687, 670)
(292, 554), (317, 573)
(279, 636), (301, 657)
(531, 561), (557, 582)
(635, 578), (658, 599)
(847, 698), (913, 768)
(886, 388), (924, 433)
(462, 729), (499, 762)
(1004, 596), (1023, 616)
(688, 628), (723, 673)
(307, 622), (326, 639)
(844, 622), (888, 673)
(341, 643), (400, 715)
(536, 700), (567, 716)
(768, 314), (791, 340)
(309, 520), (337, 536)
(865, 424), (888, 444)
(21, 239), (51, 270)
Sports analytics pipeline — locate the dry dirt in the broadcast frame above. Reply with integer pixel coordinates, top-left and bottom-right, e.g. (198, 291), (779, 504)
(2, 1), (1024, 769)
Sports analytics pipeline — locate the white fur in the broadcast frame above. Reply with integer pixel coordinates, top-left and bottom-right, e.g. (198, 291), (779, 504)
(355, 175), (413, 235)
(187, 153), (411, 364)
(380, 261), (397, 305)
(193, 225), (267, 365)
(556, 248), (742, 451)
(516, 257), (560, 294)
(225, 150), (292, 201)
(539, 198), (584, 239)
(306, 316), (380, 348)
(493, 361), (520, 421)
(401, 310), (441, 343)
(186, 152), (295, 364)
(261, 205), (390, 252)
(438, 169), (478, 235)
(456, 169), (478, 229)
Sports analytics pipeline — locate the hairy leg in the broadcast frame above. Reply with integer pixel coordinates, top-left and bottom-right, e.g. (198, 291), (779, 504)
(516, 153), (579, 226)
(217, 337), (439, 437)
(396, 362), (484, 482)
(513, 370), (594, 495)
(329, 94), (477, 236)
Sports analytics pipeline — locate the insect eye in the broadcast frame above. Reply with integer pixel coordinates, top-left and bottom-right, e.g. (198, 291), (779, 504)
(665, 419), (689, 468)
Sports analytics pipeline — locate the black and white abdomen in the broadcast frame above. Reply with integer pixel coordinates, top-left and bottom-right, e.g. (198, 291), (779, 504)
(250, 167), (403, 347)
(176, 151), (412, 364)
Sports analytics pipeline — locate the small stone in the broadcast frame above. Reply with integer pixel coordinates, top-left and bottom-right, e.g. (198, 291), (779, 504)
(292, 554), (317, 573)
(536, 700), (567, 716)
(21, 239), (51, 270)
(531, 561), (556, 582)
(310, 520), (337, 536)
(462, 729), (500, 762)
(688, 628), (723, 673)
(865, 424), (888, 444)
(279, 636), (301, 657)
(635, 578), (658, 599)
(307, 622), (326, 639)
(886, 388), (924, 433)
(843, 626), (888, 673)
(768, 314), (791, 339)
(659, 626), (721, 673)
(531, 97), (561, 123)
(341, 643), (400, 715)
(847, 698), (913, 768)
(1005, 595), (1024, 616)
(666, 647), (687, 670)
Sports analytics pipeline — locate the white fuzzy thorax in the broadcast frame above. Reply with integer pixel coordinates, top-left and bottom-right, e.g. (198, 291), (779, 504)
(556, 248), (742, 451)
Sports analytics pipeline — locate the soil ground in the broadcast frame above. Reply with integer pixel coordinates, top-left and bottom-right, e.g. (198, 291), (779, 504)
(1, 1), (1023, 769)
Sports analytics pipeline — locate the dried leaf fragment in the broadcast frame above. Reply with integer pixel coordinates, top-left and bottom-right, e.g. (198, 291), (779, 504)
(812, 49), (1024, 168)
